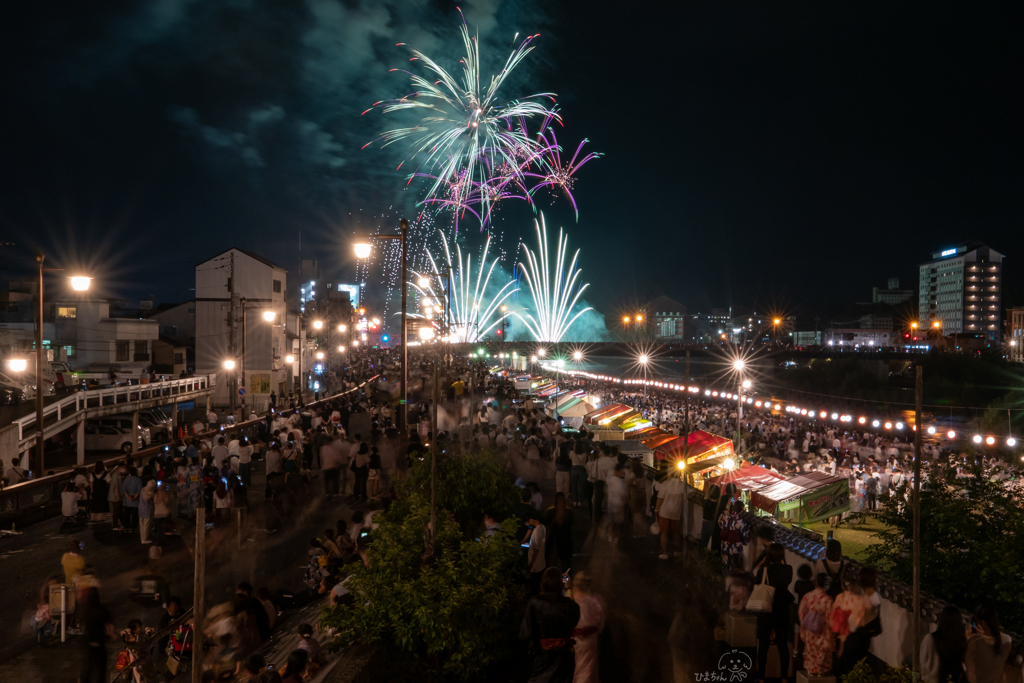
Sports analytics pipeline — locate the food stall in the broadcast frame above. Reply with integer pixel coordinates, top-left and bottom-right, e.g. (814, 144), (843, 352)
(616, 440), (655, 467)
(706, 466), (786, 495)
(583, 403), (639, 441)
(654, 430), (737, 488)
(750, 472), (851, 525)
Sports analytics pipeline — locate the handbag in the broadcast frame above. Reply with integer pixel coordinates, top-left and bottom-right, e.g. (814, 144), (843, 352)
(745, 568), (776, 612)
(650, 521), (661, 535)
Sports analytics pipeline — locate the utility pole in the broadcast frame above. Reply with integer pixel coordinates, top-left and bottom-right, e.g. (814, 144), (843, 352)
(228, 252), (237, 413)
(430, 346), (439, 556)
(192, 507), (206, 683)
(912, 365), (923, 675)
(682, 349), (691, 558)
(35, 253), (45, 475)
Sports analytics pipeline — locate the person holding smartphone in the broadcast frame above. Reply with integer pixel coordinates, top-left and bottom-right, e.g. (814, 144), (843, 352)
(524, 515), (548, 595)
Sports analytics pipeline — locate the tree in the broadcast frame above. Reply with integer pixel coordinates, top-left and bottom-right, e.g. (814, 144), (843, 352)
(864, 461), (1024, 632)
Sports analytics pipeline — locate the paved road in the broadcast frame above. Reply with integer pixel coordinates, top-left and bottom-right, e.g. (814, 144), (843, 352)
(0, 463), (365, 679)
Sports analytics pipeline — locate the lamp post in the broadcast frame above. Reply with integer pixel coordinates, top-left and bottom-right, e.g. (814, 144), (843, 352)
(638, 354), (649, 397)
(732, 359), (747, 452)
(22, 254), (91, 475)
(354, 218), (409, 432)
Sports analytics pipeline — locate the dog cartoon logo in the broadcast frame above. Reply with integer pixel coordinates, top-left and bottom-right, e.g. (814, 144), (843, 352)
(718, 649), (753, 681)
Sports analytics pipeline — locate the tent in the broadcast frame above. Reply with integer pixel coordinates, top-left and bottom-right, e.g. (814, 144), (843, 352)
(706, 466), (786, 493)
(750, 472), (850, 523)
(654, 430), (734, 463)
(585, 403), (636, 425)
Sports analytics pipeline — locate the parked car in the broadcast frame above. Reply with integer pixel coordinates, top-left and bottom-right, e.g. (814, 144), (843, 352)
(110, 410), (172, 442)
(89, 418), (152, 447)
(83, 424), (142, 454)
(0, 382), (27, 405)
(0, 369), (53, 400)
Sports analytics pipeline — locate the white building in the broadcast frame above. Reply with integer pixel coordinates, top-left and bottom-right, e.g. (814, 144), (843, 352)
(919, 242), (1004, 342)
(196, 248), (288, 410)
(53, 300), (159, 368)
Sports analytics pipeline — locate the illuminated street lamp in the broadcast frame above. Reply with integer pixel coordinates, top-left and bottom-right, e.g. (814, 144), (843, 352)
(285, 355), (295, 363)
(354, 242), (372, 259)
(313, 320), (324, 330)
(7, 358), (27, 372)
(316, 352), (324, 360)
(24, 254), (92, 473)
(262, 310), (276, 322)
(338, 324), (346, 332)
(223, 359), (236, 370)
(337, 345), (346, 353)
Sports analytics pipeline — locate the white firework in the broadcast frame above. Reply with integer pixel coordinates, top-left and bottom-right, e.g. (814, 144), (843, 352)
(514, 214), (592, 342)
(412, 231), (517, 343)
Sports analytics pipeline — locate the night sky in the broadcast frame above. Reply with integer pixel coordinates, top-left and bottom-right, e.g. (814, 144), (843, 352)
(2, 1), (1022, 322)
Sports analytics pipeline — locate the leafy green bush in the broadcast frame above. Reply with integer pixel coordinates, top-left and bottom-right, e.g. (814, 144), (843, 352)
(406, 447), (522, 534)
(841, 658), (915, 683)
(320, 490), (525, 680)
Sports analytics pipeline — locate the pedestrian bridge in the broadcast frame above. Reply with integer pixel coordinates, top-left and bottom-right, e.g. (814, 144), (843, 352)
(2, 375), (215, 462)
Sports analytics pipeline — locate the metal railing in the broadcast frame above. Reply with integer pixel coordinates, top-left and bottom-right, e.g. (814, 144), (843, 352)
(0, 376), (379, 522)
(11, 375), (215, 448)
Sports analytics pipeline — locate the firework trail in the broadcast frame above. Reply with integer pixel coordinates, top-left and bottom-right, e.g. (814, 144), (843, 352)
(411, 230), (517, 343)
(514, 214), (592, 342)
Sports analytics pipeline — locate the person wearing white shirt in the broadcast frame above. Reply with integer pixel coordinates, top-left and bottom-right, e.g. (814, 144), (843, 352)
(211, 438), (229, 470)
(236, 437), (254, 485)
(654, 474), (686, 559)
(228, 437), (240, 457)
(265, 446), (282, 475)
(206, 410), (218, 426)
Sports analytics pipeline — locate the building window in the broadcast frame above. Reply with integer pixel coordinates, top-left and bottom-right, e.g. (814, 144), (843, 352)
(64, 345), (75, 357)
(57, 306), (77, 318)
(116, 340), (130, 362)
(134, 340), (149, 362)
(273, 280), (282, 294)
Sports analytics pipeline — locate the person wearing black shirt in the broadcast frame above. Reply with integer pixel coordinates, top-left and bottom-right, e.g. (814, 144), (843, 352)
(701, 486), (721, 549)
(753, 543), (794, 681)
(80, 588), (112, 683)
(520, 567), (581, 683)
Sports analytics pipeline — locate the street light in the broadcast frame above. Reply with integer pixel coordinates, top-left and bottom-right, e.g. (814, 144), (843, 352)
(27, 254), (92, 474)
(285, 355), (295, 363)
(623, 316), (630, 324)
(313, 320), (323, 330)
(223, 359), (236, 370)
(573, 351), (583, 361)
(742, 379), (752, 389)
(316, 351), (324, 360)
(337, 345), (345, 352)
(338, 324), (346, 332)
(7, 358), (27, 372)
(262, 310), (276, 322)
(353, 218), (410, 431)
(417, 276), (429, 288)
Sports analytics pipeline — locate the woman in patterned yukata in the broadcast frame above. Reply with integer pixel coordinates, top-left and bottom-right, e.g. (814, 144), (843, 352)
(718, 500), (750, 569)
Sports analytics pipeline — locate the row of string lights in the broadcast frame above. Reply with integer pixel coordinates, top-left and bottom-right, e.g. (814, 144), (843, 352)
(534, 362), (1019, 450)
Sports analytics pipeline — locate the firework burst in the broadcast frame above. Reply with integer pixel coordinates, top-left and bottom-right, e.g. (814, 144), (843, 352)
(365, 13), (556, 227)
(514, 214), (592, 342)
